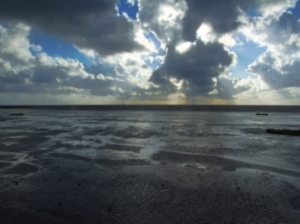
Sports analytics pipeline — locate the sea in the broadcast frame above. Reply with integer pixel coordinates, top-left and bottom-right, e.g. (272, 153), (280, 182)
(0, 105), (300, 223)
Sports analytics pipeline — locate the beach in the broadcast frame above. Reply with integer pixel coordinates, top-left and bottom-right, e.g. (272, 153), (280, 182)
(1, 107), (300, 223)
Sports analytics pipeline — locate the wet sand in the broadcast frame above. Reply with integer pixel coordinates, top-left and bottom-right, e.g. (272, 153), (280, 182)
(1, 110), (300, 223)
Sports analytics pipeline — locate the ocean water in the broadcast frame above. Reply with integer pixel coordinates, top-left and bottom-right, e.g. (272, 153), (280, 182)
(1, 106), (300, 223)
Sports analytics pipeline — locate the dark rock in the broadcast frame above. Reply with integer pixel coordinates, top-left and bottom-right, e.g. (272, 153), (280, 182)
(107, 207), (113, 213)
(12, 181), (19, 186)
(266, 128), (300, 136)
(9, 113), (24, 116)
(256, 113), (268, 116)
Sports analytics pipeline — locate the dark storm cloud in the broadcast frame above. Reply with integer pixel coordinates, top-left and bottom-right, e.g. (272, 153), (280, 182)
(138, 0), (296, 44)
(278, 11), (300, 33)
(0, 71), (29, 85)
(216, 77), (250, 99)
(138, 0), (186, 44)
(246, 10), (300, 90)
(0, 22), (142, 100)
(0, 0), (143, 55)
(139, 0), (250, 99)
(262, 11), (300, 53)
(150, 40), (235, 96)
(182, 0), (295, 41)
(248, 52), (300, 89)
(145, 0), (296, 99)
(31, 67), (68, 84)
(1, 0), (297, 103)
(183, 0), (242, 41)
(0, 62), (117, 96)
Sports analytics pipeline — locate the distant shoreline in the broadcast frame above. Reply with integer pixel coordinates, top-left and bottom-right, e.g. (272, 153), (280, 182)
(0, 105), (300, 112)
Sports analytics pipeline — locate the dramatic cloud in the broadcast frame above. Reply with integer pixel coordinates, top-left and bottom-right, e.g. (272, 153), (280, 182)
(150, 40), (236, 97)
(146, 0), (299, 102)
(243, 9), (300, 90)
(241, 11), (300, 55)
(248, 52), (300, 89)
(182, 0), (247, 41)
(142, 0), (245, 99)
(0, 24), (117, 97)
(0, 23), (33, 65)
(0, 0), (143, 55)
(0, 0), (299, 104)
(138, 0), (187, 44)
(0, 23), (160, 104)
(183, 0), (297, 41)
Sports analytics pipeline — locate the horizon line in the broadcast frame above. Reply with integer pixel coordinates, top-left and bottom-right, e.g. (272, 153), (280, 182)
(1, 104), (300, 107)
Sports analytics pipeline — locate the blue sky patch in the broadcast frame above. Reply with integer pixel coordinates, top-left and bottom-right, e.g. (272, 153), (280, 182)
(289, 0), (300, 19)
(117, 0), (139, 20)
(230, 35), (267, 78)
(29, 29), (93, 66)
(142, 31), (165, 69)
(143, 31), (165, 55)
(245, 9), (262, 18)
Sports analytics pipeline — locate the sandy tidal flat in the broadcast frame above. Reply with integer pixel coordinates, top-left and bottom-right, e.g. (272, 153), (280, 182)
(1, 109), (300, 223)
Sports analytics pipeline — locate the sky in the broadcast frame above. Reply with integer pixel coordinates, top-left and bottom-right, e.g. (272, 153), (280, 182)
(0, 0), (300, 105)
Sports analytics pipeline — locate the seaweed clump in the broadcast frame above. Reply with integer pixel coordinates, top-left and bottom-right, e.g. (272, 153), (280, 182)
(266, 128), (300, 136)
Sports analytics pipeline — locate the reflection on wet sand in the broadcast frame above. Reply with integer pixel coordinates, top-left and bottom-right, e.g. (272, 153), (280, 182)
(1, 110), (300, 223)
